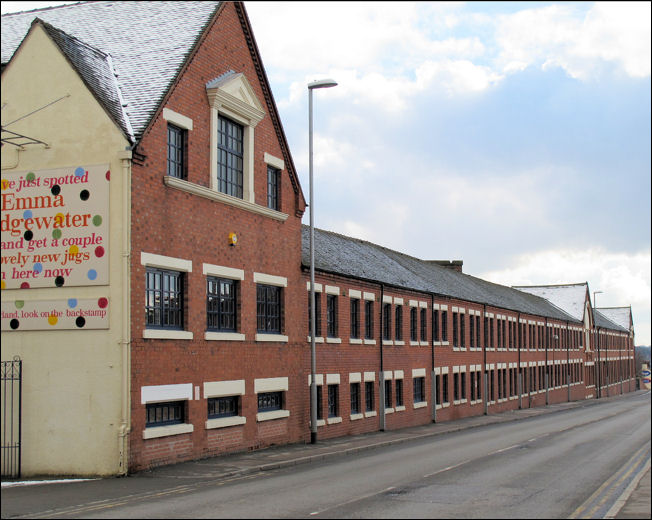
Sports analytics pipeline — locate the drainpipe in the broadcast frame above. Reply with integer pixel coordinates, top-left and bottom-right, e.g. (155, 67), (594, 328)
(518, 314), (522, 410)
(430, 293), (436, 423)
(117, 149), (132, 476)
(545, 318), (549, 406)
(379, 284), (385, 431)
(483, 304), (488, 416)
(566, 321), (571, 403)
(596, 326), (601, 399)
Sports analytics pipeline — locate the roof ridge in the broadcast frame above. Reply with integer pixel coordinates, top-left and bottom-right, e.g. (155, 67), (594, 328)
(512, 282), (588, 289)
(2, 1), (88, 17)
(35, 17), (108, 58)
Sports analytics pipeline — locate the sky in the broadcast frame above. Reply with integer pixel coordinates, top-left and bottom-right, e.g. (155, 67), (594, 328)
(2, 1), (651, 345)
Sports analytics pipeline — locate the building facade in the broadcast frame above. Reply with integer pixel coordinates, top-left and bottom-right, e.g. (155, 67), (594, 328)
(1, 1), (636, 477)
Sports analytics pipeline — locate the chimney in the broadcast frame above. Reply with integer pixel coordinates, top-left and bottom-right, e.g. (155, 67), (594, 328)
(427, 260), (463, 273)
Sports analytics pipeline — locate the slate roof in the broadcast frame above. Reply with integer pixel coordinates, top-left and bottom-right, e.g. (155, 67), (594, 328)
(596, 307), (632, 332)
(302, 226), (579, 323)
(2, 1), (221, 141)
(512, 283), (588, 322)
(594, 309), (629, 333)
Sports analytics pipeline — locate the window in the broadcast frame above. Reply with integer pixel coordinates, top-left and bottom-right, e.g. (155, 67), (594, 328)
(316, 385), (323, 420)
(433, 310), (439, 342)
(146, 401), (184, 427)
(470, 372), (476, 401)
(350, 299), (360, 339)
(146, 267), (184, 329)
(497, 318), (502, 348)
(328, 385), (339, 418)
(365, 381), (374, 412)
(258, 391), (282, 412)
(420, 308), (427, 342)
(460, 314), (466, 349)
(383, 303), (392, 341)
(470, 314), (475, 349)
(453, 312), (459, 347)
(365, 300), (374, 340)
(207, 277), (236, 331)
(395, 305), (403, 341)
(476, 371), (482, 401)
(490, 318), (495, 348)
(384, 380), (392, 409)
(454, 373), (460, 401)
(267, 165), (280, 210)
(308, 292), (321, 337)
(476, 316), (481, 348)
(441, 311), (448, 342)
(257, 284), (281, 333)
(435, 374), (441, 405)
(442, 373), (449, 404)
(395, 379), (403, 407)
(484, 316), (488, 348)
(327, 295), (338, 338)
(167, 124), (186, 179)
(410, 307), (418, 342)
(413, 377), (425, 403)
(207, 396), (238, 418)
(461, 372), (466, 400)
(350, 383), (361, 415)
(217, 115), (244, 198)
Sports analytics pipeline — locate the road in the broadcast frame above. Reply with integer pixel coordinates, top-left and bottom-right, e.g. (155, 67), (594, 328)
(2, 392), (649, 519)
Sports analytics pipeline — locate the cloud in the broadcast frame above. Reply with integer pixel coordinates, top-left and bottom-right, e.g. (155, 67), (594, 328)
(495, 2), (651, 79)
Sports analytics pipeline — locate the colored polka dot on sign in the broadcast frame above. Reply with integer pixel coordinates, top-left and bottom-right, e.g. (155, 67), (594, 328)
(10, 319), (20, 330)
(33, 263), (43, 274)
(75, 316), (86, 328)
(1, 179), (9, 190)
(26, 172), (36, 182)
(23, 210), (33, 219)
(69, 245), (79, 256)
(51, 185), (61, 196)
(75, 167), (85, 177)
(98, 297), (108, 308)
(80, 189), (90, 201)
(68, 298), (78, 308)
(105, 170), (110, 181)
(48, 314), (58, 326)
(87, 269), (97, 281)
(52, 229), (62, 240)
(24, 230), (33, 241)
(95, 246), (105, 258)
(54, 276), (65, 287)
(14, 300), (24, 309)
(92, 215), (102, 226)
(20, 282), (30, 289)
(1, 280), (5, 290)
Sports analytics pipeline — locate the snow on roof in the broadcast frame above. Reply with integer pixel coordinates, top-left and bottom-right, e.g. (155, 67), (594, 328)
(512, 283), (588, 322)
(597, 307), (632, 332)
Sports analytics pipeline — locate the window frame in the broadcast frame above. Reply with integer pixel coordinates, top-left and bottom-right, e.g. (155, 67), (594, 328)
(167, 123), (187, 179)
(206, 276), (237, 332)
(217, 115), (244, 199)
(145, 267), (184, 330)
(267, 164), (280, 211)
(350, 298), (360, 340)
(257, 284), (282, 334)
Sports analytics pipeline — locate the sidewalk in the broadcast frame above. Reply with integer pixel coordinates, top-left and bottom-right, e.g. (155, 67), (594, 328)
(2, 392), (650, 519)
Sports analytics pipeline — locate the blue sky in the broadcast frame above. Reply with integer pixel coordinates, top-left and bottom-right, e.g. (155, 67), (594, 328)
(2, 1), (650, 344)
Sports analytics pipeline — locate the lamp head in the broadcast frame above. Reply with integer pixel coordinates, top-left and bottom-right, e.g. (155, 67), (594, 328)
(308, 78), (338, 90)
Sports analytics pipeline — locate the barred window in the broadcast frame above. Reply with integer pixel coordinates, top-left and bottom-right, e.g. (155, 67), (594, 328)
(395, 379), (403, 407)
(420, 308), (427, 342)
(207, 396), (238, 418)
(410, 307), (418, 342)
(383, 303), (391, 341)
(145, 268), (183, 329)
(453, 312), (459, 347)
(442, 373), (449, 404)
(257, 391), (282, 412)
(441, 311), (448, 342)
(267, 165), (280, 210)
(327, 295), (338, 338)
(433, 310), (440, 342)
(476, 316), (481, 348)
(460, 313), (466, 349)
(365, 381), (374, 412)
(350, 299), (360, 339)
(217, 115), (243, 198)
(365, 300), (374, 340)
(350, 383), (361, 415)
(207, 277), (236, 331)
(328, 385), (339, 418)
(395, 305), (402, 341)
(413, 376), (425, 403)
(470, 314), (475, 348)
(146, 401), (184, 427)
(257, 284), (281, 333)
(167, 124), (186, 179)
(384, 380), (392, 409)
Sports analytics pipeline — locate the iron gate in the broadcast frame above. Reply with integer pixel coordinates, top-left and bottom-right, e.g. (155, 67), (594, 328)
(1, 357), (22, 479)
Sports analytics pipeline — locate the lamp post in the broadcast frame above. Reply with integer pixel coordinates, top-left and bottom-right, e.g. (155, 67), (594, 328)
(308, 78), (337, 444)
(593, 290), (603, 310)
(593, 290), (602, 398)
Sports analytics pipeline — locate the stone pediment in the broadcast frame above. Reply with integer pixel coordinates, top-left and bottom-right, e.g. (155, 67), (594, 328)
(206, 70), (265, 126)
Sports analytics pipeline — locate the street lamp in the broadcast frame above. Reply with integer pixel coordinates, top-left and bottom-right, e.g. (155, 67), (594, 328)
(308, 78), (337, 444)
(593, 290), (603, 310)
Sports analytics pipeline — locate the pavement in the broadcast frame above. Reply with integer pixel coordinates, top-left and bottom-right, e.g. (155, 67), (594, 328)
(2, 391), (650, 519)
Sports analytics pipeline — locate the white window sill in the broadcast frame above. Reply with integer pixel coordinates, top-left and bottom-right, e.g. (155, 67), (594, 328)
(307, 336), (324, 343)
(419, 341), (429, 347)
(165, 176), (288, 221)
(327, 416), (342, 425)
(385, 407), (394, 414)
(143, 423), (194, 440)
(350, 338), (363, 344)
(413, 401), (427, 409)
(256, 334), (289, 343)
(326, 337), (342, 344)
(442, 402), (450, 408)
(383, 340), (394, 346)
(410, 341), (419, 346)
(350, 413), (364, 421)
(364, 411), (377, 418)
(395, 405), (406, 412)
(205, 416), (246, 430)
(205, 331), (245, 341)
(143, 329), (193, 340)
(256, 409), (290, 422)
(311, 419), (326, 427)
(364, 339), (377, 345)
(394, 340), (405, 346)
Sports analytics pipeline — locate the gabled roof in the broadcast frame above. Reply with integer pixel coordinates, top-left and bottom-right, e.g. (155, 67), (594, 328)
(2, 1), (221, 140)
(593, 309), (629, 333)
(512, 283), (589, 322)
(596, 307), (633, 333)
(32, 18), (134, 141)
(302, 226), (579, 323)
